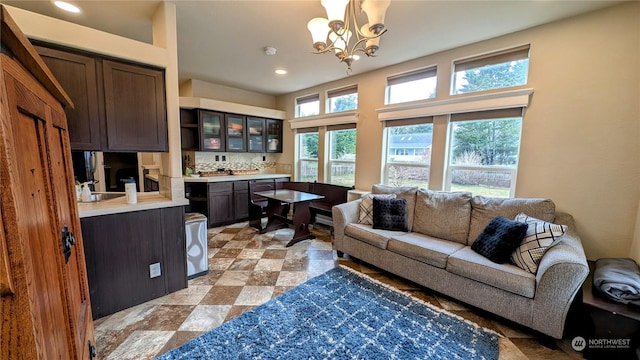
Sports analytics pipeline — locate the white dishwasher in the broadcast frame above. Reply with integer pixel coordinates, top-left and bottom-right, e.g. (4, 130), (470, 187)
(184, 212), (208, 279)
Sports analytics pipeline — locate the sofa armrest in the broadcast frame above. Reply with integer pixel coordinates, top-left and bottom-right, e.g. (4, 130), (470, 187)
(332, 199), (361, 252)
(532, 212), (589, 338)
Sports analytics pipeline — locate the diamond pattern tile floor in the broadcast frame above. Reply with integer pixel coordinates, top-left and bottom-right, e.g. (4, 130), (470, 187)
(94, 221), (584, 359)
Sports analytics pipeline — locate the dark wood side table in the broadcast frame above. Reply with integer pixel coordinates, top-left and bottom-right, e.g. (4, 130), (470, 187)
(579, 260), (640, 359)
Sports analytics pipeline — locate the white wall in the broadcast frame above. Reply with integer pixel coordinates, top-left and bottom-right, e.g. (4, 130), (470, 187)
(179, 79), (277, 109)
(276, 2), (640, 260)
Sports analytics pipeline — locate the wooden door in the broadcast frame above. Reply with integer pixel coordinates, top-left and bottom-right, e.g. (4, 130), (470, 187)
(102, 60), (167, 152)
(0, 53), (95, 358)
(35, 45), (101, 151)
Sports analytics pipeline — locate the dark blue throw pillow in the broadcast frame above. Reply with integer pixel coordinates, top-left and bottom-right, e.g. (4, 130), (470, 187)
(471, 216), (528, 263)
(372, 197), (408, 232)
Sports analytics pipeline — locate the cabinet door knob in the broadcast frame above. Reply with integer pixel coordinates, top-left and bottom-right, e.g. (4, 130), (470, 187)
(88, 340), (97, 359)
(61, 224), (75, 263)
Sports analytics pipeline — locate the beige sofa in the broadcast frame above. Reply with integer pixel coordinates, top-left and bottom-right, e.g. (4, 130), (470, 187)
(332, 185), (589, 339)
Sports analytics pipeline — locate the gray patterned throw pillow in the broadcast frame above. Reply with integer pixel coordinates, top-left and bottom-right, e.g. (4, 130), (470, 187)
(510, 213), (567, 273)
(372, 197), (408, 232)
(358, 193), (396, 225)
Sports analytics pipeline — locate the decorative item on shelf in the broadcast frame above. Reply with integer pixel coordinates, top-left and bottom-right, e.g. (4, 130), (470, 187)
(200, 170), (231, 177)
(307, 0), (390, 73)
(230, 169), (260, 176)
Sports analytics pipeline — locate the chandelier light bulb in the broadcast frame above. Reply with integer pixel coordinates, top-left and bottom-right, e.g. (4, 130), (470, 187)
(321, 0), (349, 31)
(361, 0), (390, 35)
(307, 17), (330, 51)
(329, 30), (351, 55)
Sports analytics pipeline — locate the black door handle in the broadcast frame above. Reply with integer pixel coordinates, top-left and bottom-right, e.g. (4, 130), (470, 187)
(61, 224), (75, 263)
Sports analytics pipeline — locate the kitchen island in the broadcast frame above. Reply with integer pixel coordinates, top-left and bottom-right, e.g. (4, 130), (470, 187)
(78, 193), (189, 318)
(183, 173), (291, 227)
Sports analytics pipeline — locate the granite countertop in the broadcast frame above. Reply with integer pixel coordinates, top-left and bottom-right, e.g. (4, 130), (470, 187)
(77, 192), (188, 218)
(183, 173), (291, 183)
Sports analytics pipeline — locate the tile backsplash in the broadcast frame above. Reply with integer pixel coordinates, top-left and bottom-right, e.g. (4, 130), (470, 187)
(182, 151), (289, 174)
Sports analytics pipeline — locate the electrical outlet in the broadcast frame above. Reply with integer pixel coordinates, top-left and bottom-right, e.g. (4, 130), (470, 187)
(149, 262), (161, 278)
(215, 155), (219, 161)
(262, 156), (266, 161)
(222, 155), (226, 161)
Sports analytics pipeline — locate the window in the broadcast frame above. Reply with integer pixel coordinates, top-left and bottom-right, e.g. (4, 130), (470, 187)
(383, 118), (433, 187)
(385, 67), (437, 105)
(452, 45), (530, 95)
(327, 85), (358, 113)
(295, 94), (319, 117)
(446, 108), (523, 197)
(297, 129), (319, 182)
(327, 125), (356, 186)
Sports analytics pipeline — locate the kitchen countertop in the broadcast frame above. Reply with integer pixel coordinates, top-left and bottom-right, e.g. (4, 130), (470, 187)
(183, 173), (291, 183)
(77, 192), (188, 218)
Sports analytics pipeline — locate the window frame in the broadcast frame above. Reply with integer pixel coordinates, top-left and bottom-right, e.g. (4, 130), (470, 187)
(444, 108), (524, 198)
(295, 93), (320, 118)
(385, 67), (437, 105)
(326, 85), (358, 114)
(382, 117), (434, 188)
(326, 124), (357, 186)
(451, 45), (530, 96)
(296, 129), (319, 182)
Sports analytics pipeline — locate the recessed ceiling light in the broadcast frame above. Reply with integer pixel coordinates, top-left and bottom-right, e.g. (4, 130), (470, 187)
(54, 1), (81, 13)
(275, 69), (287, 75)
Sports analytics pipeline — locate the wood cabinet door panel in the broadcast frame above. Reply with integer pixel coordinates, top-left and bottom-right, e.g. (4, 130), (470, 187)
(103, 60), (167, 151)
(35, 46), (101, 151)
(208, 192), (234, 225)
(47, 107), (94, 356)
(2, 62), (73, 358)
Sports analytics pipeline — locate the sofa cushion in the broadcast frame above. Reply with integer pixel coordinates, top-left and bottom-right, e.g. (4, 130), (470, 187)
(358, 193), (396, 225)
(372, 184), (418, 231)
(344, 223), (405, 250)
(511, 213), (567, 274)
(372, 197), (408, 232)
(387, 233), (465, 269)
(471, 216), (528, 263)
(467, 196), (556, 245)
(447, 247), (536, 298)
(412, 189), (472, 245)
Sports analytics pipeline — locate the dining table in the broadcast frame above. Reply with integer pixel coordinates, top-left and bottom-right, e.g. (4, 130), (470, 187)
(254, 189), (325, 247)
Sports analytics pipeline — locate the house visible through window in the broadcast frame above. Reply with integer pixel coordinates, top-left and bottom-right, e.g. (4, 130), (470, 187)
(297, 128), (319, 182)
(446, 108), (523, 197)
(295, 94), (320, 117)
(327, 85), (358, 113)
(452, 45), (530, 95)
(385, 67), (437, 105)
(327, 125), (356, 186)
(383, 117), (433, 187)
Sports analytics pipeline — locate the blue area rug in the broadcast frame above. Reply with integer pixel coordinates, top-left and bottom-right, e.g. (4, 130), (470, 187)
(156, 266), (499, 360)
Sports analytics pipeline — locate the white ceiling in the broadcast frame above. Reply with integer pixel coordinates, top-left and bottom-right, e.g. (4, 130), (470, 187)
(4, 0), (624, 96)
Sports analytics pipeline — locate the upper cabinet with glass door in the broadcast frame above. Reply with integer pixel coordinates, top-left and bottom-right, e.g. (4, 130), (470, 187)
(266, 119), (283, 153)
(247, 117), (265, 152)
(199, 110), (225, 151)
(226, 114), (246, 152)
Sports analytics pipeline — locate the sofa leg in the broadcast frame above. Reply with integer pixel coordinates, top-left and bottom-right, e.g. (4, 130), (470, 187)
(538, 335), (557, 350)
(336, 250), (344, 258)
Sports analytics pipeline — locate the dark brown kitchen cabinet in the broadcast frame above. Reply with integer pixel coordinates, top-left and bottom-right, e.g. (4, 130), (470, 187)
(180, 108), (283, 153)
(233, 181), (250, 220)
(103, 60), (167, 151)
(226, 113), (246, 152)
(208, 182), (234, 226)
(266, 119), (283, 153)
(247, 116), (265, 152)
(81, 206), (186, 319)
(1, 6), (95, 358)
(34, 42), (168, 152)
(200, 110), (225, 151)
(35, 46), (102, 150)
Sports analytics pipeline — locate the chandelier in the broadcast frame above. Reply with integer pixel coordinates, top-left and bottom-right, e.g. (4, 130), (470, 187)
(307, 0), (391, 73)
